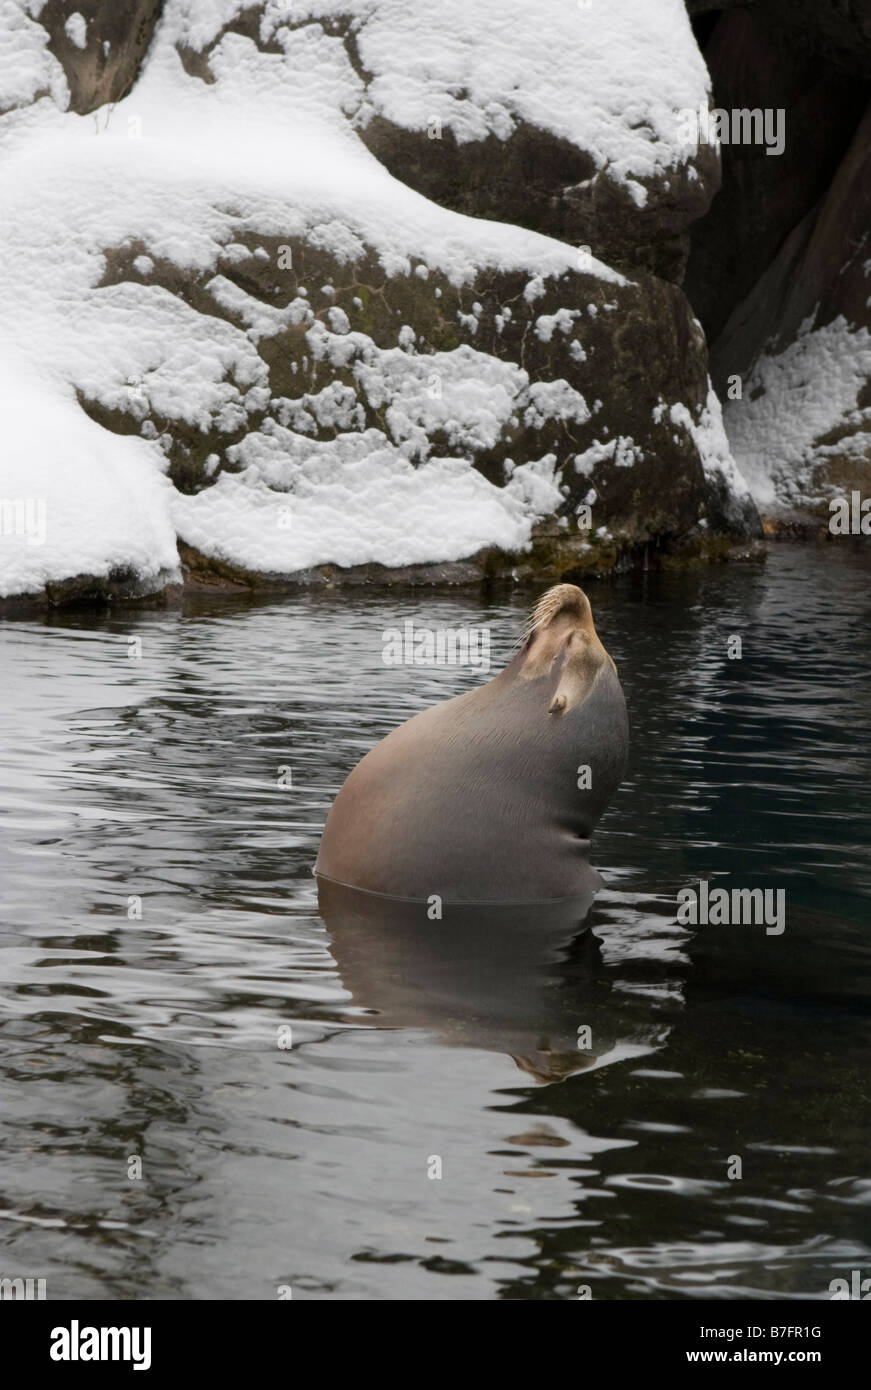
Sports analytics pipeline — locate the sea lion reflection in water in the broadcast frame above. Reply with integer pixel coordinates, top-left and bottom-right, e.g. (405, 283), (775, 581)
(316, 584), (632, 1082)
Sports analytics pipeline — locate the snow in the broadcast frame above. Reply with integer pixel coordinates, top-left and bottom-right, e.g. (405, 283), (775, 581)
(670, 387), (752, 500)
(535, 308), (579, 343)
(574, 436), (641, 474)
(724, 318), (871, 513)
(0, 362), (180, 598)
(64, 13), (87, 50)
(522, 379), (590, 431)
(0, 1), (68, 113)
(172, 448), (563, 572)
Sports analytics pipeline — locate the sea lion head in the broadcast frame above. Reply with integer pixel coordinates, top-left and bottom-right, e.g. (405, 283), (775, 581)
(505, 582), (617, 715)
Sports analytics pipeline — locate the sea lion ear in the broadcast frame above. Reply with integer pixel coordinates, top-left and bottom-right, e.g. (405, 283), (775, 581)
(548, 692), (567, 714)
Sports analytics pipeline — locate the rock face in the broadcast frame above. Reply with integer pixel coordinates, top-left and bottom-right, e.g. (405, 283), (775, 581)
(107, 234), (756, 573)
(356, 115), (719, 286)
(45, 0), (164, 112)
(684, 8), (868, 346)
(0, 0), (164, 115)
(0, 0), (760, 606)
(685, 3), (871, 525)
(97, 240), (625, 508)
(688, 0), (871, 73)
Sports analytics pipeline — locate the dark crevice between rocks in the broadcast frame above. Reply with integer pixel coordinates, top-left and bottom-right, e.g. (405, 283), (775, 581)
(685, 3), (871, 378)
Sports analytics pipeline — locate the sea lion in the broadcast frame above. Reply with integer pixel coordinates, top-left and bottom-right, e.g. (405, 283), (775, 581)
(315, 583), (628, 905)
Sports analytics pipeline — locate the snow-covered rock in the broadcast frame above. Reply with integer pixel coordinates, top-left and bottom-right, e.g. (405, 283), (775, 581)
(173, 0), (721, 281)
(723, 318), (871, 519)
(0, 0), (758, 603)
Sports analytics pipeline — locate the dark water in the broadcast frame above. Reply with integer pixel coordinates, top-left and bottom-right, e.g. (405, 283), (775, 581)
(1, 542), (869, 1301)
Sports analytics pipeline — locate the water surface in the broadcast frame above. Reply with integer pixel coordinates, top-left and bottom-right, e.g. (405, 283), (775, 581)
(1, 542), (869, 1299)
